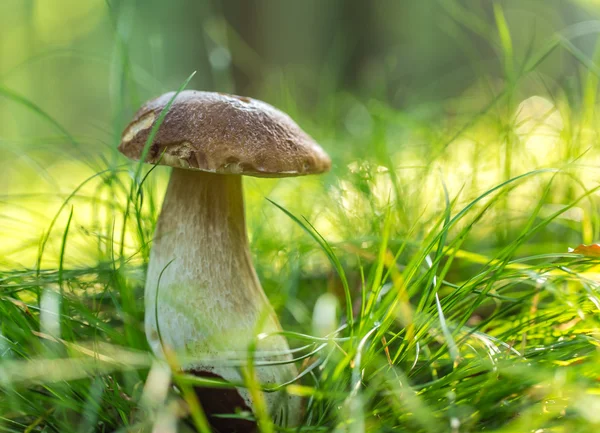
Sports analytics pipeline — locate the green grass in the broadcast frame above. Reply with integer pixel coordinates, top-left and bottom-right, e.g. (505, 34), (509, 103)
(4, 2), (600, 432)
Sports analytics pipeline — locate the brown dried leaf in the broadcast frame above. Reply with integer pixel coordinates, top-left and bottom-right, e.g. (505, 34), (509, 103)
(570, 244), (600, 257)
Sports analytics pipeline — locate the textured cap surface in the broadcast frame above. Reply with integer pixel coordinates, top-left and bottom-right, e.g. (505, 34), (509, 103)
(118, 90), (331, 177)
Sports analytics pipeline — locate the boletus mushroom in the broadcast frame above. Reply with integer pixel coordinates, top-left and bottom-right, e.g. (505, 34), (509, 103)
(118, 90), (331, 432)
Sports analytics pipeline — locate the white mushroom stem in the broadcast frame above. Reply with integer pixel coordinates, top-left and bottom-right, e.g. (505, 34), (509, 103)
(145, 169), (301, 425)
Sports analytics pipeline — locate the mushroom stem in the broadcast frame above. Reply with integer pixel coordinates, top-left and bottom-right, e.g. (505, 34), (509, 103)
(145, 169), (301, 428)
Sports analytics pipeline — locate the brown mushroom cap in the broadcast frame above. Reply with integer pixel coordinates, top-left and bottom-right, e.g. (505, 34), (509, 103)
(118, 90), (331, 177)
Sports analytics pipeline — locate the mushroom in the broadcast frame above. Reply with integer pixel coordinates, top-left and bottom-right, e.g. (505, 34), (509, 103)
(118, 90), (331, 432)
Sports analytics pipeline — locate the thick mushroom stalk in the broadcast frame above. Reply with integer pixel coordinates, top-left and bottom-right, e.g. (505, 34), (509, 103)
(145, 168), (301, 429)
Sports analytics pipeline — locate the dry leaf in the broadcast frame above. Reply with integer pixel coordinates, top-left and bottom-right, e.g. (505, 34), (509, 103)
(569, 244), (600, 257)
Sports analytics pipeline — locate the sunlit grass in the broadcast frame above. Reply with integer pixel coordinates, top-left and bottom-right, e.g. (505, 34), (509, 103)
(3, 103), (600, 432)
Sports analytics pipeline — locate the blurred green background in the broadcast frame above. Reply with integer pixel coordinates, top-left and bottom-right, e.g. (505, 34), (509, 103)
(0, 0), (600, 251)
(4, 0), (600, 279)
(4, 0), (600, 268)
(3, 0), (600, 134)
(3, 0), (600, 130)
